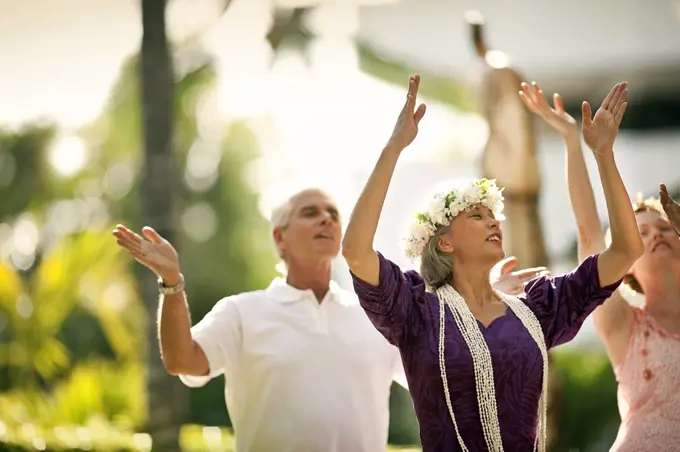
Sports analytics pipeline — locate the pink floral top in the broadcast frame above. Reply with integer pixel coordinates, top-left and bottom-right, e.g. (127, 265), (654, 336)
(611, 308), (680, 451)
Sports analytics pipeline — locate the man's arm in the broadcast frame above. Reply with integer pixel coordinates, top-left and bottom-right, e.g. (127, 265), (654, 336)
(158, 286), (210, 376)
(113, 225), (210, 376)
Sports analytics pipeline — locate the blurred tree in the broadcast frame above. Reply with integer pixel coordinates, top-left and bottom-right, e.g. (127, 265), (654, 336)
(77, 8), (277, 439)
(0, 125), (56, 221)
(138, 0), (184, 449)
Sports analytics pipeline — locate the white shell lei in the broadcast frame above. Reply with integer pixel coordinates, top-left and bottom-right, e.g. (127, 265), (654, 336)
(436, 285), (549, 452)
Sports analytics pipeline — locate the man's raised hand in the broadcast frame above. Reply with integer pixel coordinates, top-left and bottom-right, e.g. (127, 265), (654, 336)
(112, 224), (181, 285)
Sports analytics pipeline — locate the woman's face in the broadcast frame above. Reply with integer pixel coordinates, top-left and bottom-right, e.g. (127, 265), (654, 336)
(438, 204), (505, 265)
(629, 210), (680, 282)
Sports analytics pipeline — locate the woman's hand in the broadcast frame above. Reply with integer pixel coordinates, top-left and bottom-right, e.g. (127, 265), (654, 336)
(519, 81), (577, 139)
(582, 82), (628, 157)
(491, 256), (550, 296)
(660, 183), (680, 234)
(386, 74), (427, 151)
(113, 224), (181, 285)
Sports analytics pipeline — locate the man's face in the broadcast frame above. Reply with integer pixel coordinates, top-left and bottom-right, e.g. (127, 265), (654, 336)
(274, 189), (342, 264)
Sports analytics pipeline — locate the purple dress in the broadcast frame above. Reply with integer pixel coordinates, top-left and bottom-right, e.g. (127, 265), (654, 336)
(350, 252), (621, 452)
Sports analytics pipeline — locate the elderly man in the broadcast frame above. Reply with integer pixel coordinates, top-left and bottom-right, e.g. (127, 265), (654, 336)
(112, 188), (407, 452)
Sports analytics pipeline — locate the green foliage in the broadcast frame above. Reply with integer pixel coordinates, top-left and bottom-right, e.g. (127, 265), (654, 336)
(551, 348), (620, 451)
(387, 384), (419, 445)
(0, 361), (144, 430)
(0, 124), (57, 220)
(0, 422), (423, 452)
(0, 232), (143, 389)
(0, 419), (151, 452)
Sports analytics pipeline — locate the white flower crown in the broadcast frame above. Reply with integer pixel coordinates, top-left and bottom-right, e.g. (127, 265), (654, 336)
(401, 179), (505, 261)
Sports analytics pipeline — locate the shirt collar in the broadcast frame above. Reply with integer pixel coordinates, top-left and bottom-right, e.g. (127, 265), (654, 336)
(266, 278), (353, 305)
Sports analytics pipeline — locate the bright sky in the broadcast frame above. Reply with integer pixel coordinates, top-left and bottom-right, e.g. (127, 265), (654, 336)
(0, 0), (224, 127)
(1, 0), (487, 213)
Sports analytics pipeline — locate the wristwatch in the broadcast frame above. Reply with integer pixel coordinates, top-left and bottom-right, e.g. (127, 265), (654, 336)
(158, 273), (185, 295)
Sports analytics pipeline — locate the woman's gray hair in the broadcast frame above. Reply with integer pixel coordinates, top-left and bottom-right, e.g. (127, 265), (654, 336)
(420, 224), (454, 291)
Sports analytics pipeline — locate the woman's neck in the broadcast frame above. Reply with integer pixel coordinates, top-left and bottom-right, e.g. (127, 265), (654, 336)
(451, 263), (496, 307)
(642, 265), (680, 316)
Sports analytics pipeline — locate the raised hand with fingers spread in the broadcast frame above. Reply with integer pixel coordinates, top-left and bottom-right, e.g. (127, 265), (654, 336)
(112, 224), (181, 285)
(582, 82), (628, 155)
(660, 183), (680, 234)
(386, 74), (427, 151)
(519, 81), (577, 139)
(343, 74), (427, 286)
(491, 256), (550, 296)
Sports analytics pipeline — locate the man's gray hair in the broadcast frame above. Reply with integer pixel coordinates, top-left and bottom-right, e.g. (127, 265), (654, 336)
(419, 224), (454, 290)
(270, 197), (295, 259)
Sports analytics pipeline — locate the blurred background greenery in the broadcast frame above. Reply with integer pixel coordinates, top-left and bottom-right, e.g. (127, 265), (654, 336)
(2, 0), (679, 450)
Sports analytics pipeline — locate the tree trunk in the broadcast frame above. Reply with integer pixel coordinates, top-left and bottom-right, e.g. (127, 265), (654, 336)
(139, 0), (185, 450)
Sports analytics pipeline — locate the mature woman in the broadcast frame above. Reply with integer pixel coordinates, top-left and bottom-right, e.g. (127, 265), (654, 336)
(341, 75), (642, 451)
(520, 82), (680, 451)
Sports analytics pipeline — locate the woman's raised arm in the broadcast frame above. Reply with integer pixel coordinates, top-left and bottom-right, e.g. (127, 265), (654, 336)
(342, 75), (426, 286)
(582, 82), (643, 287)
(519, 82), (605, 262)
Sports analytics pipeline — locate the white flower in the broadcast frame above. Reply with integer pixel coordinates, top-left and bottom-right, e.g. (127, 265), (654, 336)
(460, 184), (482, 205)
(427, 197), (448, 225)
(401, 178), (505, 261)
(447, 198), (465, 219)
(484, 185), (503, 207)
(408, 220), (433, 243)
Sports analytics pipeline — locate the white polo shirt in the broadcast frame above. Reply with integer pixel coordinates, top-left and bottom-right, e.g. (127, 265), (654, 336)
(179, 278), (407, 452)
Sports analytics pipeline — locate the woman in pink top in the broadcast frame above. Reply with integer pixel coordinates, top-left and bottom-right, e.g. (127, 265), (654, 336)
(520, 82), (680, 451)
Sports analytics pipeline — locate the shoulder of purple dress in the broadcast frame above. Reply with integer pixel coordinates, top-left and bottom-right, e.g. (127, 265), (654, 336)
(350, 251), (426, 298)
(521, 253), (622, 348)
(348, 251), (429, 347)
(523, 253), (620, 303)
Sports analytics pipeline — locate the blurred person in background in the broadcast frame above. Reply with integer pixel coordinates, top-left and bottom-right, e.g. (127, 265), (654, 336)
(520, 81), (680, 451)
(341, 74), (641, 451)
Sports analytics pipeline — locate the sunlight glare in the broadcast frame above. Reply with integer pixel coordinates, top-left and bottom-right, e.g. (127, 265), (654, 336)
(485, 50), (512, 69)
(48, 135), (87, 177)
(132, 433), (152, 452)
(212, 0), (487, 235)
(15, 294), (33, 319)
(208, 0), (273, 120)
(185, 139), (221, 193)
(202, 426), (223, 446)
(103, 282), (129, 312)
(47, 200), (80, 235)
(32, 437), (46, 451)
(13, 216), (39, 256)
(181, 202), (218, 243)
(274, 0), (398, 5)
(103, 162), (134, 200)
